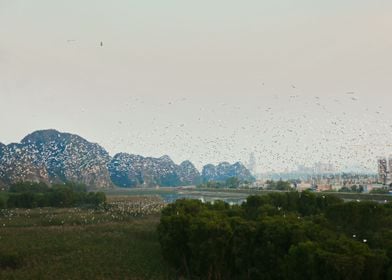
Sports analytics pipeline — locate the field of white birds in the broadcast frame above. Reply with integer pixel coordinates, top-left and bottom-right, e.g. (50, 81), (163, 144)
(0, 196), (166, 228)
(0, 195), (173, 280)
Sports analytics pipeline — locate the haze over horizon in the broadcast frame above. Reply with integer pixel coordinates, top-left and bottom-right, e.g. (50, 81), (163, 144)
(1, 0), (392, 172)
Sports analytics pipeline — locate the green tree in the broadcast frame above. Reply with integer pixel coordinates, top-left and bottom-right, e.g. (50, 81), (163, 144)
(225, 177), (240, 189)
(158, 193), (392, 280)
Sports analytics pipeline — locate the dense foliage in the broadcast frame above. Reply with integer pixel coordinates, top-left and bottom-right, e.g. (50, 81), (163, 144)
(197, 177), (250, 189)
(338, 185), (364, 193)
(158, 191), (392, 279)
(1, 182), (106, 209)
(370, 187), (390, 194)
(265, 180), (291, 191)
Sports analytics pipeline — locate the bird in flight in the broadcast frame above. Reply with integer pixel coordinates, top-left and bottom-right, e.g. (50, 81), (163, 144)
(100, 41), (103, 47)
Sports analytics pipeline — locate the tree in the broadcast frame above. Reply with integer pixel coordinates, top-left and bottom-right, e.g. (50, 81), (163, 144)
(225, 177), (240, 189)
(276, 180), (291, 191)
(0, 196), (6, 209)
(370, 188), (389, 194)
(158, 193), (392, 280)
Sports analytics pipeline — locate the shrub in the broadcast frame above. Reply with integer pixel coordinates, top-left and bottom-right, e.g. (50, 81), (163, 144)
(0, 252), (23, 269)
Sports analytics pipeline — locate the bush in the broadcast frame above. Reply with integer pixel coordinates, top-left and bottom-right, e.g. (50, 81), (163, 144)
(4, 182), (106, 209)
(370, 188), (389, 194)
(7, 193), (37, 208)
(0, 252), (23, 269)
(9, 182), (50, 193)
(0, 197), (5, 209)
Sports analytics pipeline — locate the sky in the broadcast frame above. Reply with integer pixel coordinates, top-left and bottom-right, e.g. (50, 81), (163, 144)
(1, 0), (392, 172)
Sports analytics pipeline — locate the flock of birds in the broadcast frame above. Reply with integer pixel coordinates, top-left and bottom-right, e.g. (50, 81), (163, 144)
(0, 196), (165, 227)
(93, 86), (391, 175)
(59, 38), (392, 174)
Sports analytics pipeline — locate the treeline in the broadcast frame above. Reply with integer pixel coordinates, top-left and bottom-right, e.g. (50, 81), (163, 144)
(197, 177), (251, 189)
(158, 191), (392, 280)
(265, 180), (291, 190)
(0, 182), (106, 209)
(197, 178), (293, 190)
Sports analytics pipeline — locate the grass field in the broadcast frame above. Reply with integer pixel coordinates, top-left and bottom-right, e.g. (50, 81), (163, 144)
(0, 196), (174, 280)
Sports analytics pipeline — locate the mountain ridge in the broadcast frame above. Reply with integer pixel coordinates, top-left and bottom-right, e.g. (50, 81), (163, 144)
(0, 129), (255, 188)
(0, 129), (113, 188)
(108, 152), (201, 187)
(202, 161), (255, 183)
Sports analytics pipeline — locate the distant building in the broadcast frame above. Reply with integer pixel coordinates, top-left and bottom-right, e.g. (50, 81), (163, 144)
(297, 164), (312, 173)
(388, 156), (392, 182)
(296, 162), (335, 174)
(314, 162), (335, 174)
(297, 183), (312, 191)
(317, 185), (333, 192)
(377, 157), (388, 185)
(367, 184), (386, 193)
(247, 152), (257, 174)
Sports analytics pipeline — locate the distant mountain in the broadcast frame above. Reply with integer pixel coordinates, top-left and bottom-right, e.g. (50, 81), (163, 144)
(0, 142), (5, 161)
(177, 160), (202, 185)
(0, 143), (6, 188)
(0, 130), (255, 189)
(0, 130), (113, 188)
(202, 162), (255, 183)
(108, 153), (201, 187)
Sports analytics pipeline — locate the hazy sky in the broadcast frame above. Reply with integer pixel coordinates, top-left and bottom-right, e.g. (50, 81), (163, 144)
(1, 0), (392, 172)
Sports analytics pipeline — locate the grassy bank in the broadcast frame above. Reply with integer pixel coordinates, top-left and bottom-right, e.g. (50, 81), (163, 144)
(0, 205), (173, 279)
(104, 187), (392, 203)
